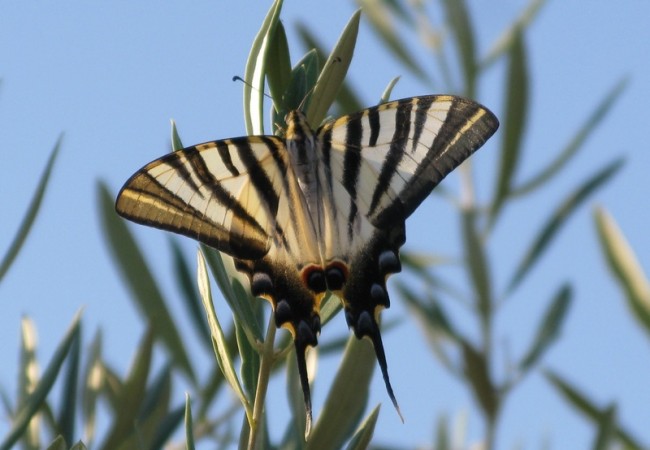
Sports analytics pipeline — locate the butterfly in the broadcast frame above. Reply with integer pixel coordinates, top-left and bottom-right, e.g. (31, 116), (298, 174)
(115, 95), (498, 432)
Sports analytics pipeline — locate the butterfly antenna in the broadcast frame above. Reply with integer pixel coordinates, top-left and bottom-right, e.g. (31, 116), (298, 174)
(232, 75), (273, 101)
(295, 339), (313, 439)
(368, 321), (404, 423)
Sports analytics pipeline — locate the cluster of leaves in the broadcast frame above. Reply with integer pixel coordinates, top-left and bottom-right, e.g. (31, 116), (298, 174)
(1, 0), (647, 449)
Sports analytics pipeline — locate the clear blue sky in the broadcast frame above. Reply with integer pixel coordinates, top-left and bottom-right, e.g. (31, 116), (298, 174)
(1, 2), (649, 448)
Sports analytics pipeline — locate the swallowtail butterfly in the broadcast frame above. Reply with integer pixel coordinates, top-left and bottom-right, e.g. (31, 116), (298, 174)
(115, 95), (498, 431)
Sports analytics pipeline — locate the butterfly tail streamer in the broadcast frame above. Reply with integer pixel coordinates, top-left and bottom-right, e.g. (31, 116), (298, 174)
(294, 339), (313, 439)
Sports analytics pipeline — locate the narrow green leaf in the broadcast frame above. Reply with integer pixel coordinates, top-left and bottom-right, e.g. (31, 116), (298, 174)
(45, 436), (66, 450)
(434, 414), (450, 450)
(70, 441), (87, 450)
(592, 405), (616, 450)
(185, 394), (195, 450)
(398, 283), (461, 345)
(545, 371), (643, 449)
(344, 404), (380, 450)
(379, 76), (401, 103)
(0, 136), (61, 283)
(294, 23), (363, 115)
(57, 319), (81, 446)
(307, 337), (374, 450)
(170, 119), (184, 152)
(243, 0), (284, 135)
(99, 329), (154, 450)
(595, 207), (650, 335)
(507, 159), (624, 293)
(398, 285), (461, 376)
(266, 21), (292, 114)
(356, 0), (428, 81)
(282, 347), (309, 449)
(1, 314), (81, 450)
(81, 330), (102, 448)
(138, 364), (172, 423)
(519, 284), (572, 372)
(201, 245), (263, 342)
(461, 340), (498, 421)
(197, 249), (252, 422)
(169, 239), (212, 351)
(99, 181), (195, 380)
(462, 208), (492, 326)
(442, 0), (477, 95)
(305, 9), (361, 127)
(99, 362), (122, 413)
(18, 317), (39, 450)
(491, 29), (528, 223)
(271, 49), (320, 134)
(235, 318), (260, 403)
(481, 0), (547, 69)
(513, 78), (628, 196)
(148, 404), (186, 450)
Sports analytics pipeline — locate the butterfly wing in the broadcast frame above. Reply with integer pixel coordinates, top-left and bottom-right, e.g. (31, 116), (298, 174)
(318, 95), (499, 415)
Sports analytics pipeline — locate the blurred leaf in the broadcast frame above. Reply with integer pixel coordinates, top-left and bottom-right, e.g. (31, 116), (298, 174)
(307, 337), (374, 450)
(147, 403), (186, 450)
(379, 76), (401, 103)
(99, 363), (122, 413)
(306, 9), (361, 127)
(545, 371), (643, 449)
(442, 0), (477, 95)
(294, 23), (363, 115)
(81, 330), (102, 448)
(99, 329), (154, 450)
(45, 436), (66, 450)
(491, 29), (528, 223)
(434, 414), (450, 450)
(513, 78), (628, 196)
(266, 21), (292, 114)
(170, 119), (184, 152)
(1, 314), (81, 450)
(201, 245), (263, 343)
(518, 284), (572, 373)
(356, 0), (428, 81)
(18, 317), (39, 450)
(595, 207), (650, 336)
(169, 238), (212, 351)
(481, 0), (547, 68)
(461, 340), (498, 421)
(0, 136), (61, 283)
(344, 404), (380, 450)
(396, 283), (462, 343)
(462, 208), (492, 327)
(507, 159), (624, 293)
(197, 249), (252, 422)
(98, 181), (195, 380)
(70, 442), (87, 450)
(592, 405), (616, 450)
(138, 364), (171, 423)
(57, 319), (81, 447)
(243, 0), (284, 134)
(185, 394), (195, 450)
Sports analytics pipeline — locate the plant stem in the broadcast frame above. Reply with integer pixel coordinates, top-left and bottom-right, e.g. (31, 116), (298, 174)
(247, 314), (277, 450)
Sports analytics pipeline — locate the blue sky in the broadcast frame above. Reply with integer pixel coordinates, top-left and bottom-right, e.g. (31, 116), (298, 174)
(1, 1), (649, 448)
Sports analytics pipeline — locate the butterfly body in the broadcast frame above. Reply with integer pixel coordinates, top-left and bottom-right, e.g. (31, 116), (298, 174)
(116, 95), (499, 433)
